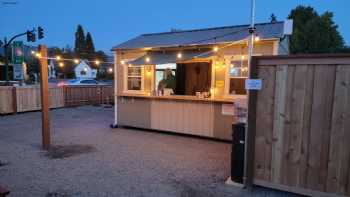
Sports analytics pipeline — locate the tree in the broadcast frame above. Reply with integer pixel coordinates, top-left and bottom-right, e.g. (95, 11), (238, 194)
(74, 25), (86, 56)
(85, 32), (95, 54)
(270, 14), (277, 23)
(288, 6), (345, 54)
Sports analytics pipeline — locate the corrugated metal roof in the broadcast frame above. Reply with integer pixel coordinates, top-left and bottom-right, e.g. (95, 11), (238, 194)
(112, 22), (284, 50)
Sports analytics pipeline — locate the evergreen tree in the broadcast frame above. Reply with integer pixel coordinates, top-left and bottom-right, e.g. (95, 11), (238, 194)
(270, 14), (277, 23)
(288, 6), (345, 54)
(74, 25), (86, 56)
(85, 32), (95, 54)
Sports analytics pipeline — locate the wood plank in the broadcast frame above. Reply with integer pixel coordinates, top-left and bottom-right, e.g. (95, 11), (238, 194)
(283, 65), (309, 187)
(298, 66), (315, 188)
(271, 65), (288, 183)
(307, 65), (336, 191)
(327, 65), (350, 195)
(254, 66), (275, 181)
(258, 57), (350, 66)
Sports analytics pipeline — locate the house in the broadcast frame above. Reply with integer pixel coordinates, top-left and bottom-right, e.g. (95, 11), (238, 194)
(48, 60), (56, 79)
(111, 21), (292, 140)
(74, 60), (97, 79)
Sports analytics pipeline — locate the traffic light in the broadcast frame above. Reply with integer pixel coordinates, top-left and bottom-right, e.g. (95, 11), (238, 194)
(26, 31), (36, 42)
(38, 26), (44, 39)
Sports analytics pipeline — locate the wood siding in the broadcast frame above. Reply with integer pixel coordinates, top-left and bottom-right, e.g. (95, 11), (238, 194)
(248, 55), (350, 197)
(117, 96), (236, 140)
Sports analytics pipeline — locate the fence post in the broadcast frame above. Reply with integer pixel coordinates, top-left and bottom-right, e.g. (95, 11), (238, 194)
(244, 57), (259, 188)
(12, 86), (17, 114)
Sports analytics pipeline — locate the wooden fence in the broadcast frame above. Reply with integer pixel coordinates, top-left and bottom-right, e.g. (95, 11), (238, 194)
(246, 55), (350, 197)
(0, 85), (113, 114)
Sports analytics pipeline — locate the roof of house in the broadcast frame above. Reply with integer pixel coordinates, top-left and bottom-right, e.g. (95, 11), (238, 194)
(112, 21), (285, 50)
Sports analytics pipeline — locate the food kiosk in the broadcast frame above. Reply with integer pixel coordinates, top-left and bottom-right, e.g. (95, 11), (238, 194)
(112, 21), (289, 140)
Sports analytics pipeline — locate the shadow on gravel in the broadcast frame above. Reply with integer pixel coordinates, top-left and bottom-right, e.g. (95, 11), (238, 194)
(45, 144), (97, 159)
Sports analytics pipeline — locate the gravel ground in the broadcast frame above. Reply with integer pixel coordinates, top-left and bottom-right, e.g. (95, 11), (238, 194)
(0, 106), (302, 197)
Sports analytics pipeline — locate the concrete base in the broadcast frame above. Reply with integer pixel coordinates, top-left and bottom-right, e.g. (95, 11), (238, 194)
(110, 124), (119, 128)
(225, 177), (245, 188)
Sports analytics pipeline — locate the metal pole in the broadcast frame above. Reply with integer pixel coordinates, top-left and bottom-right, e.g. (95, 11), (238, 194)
(243, 0), (255, 187)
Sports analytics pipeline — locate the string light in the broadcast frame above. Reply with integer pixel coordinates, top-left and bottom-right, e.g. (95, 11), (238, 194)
(59, 62), (64, 67)
(145, 57), (150, 63)
(95, 60), (100, 65)
(213, 46), (219, 52)
(254, 36), (260, 42)
(83, 67), (88, 72)
(121, 60), (125, 65)
(177, 53), (182, 59)
(241, 55), (245, 60)
(35, 53), (41, 58)
(108, 67), (113, 73)
(31, 50), (35, 55)
(74, 59), (80, 64)
(56, 55), (61, 60)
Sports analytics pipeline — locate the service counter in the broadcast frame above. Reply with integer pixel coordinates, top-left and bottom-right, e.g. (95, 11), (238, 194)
(117, 94), (247, 140)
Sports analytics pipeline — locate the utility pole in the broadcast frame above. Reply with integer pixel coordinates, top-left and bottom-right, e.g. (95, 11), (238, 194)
(244, 0), (256, 188)
(38, 45), (51, 150)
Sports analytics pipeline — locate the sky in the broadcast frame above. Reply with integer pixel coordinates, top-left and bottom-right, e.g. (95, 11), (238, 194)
(1, 0), (349, 54)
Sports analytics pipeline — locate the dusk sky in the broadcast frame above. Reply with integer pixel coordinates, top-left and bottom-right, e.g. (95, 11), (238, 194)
(1, 0), (349, 54)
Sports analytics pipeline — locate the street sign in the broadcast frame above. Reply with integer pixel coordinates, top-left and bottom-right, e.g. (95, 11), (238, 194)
(12, 41), (24, 64)
(13, 64), (24, 80)
(245, 79), (262, 90)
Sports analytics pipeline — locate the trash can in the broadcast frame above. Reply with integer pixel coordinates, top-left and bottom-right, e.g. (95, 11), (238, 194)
(231, 123), (246, 183)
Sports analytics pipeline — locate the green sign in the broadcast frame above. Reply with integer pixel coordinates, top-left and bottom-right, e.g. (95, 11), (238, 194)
(12, 41), (24, 64)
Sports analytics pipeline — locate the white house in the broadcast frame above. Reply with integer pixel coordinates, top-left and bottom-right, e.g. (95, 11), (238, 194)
(74, 60), (97, 79)
(48, 60), (56, 79)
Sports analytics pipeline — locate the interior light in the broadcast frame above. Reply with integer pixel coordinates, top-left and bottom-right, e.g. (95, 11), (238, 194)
(56, 56), (61, 60)
(59, 62), (64, 67)
(74, 59), (79, 64)
(35, 53), (41, 58)
(108, 67), (113, 73)
(145, 57), (150, 63)
(241, 55), (245, 60)
(213, 46), (219, 52)
(95, 60), (100, 65)
(121, 60), (125, 65)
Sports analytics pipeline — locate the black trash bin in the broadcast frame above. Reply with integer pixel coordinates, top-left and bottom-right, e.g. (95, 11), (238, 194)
(231, 123), (246, 183)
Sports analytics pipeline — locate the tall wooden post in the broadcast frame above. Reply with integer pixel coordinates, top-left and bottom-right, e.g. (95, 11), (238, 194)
(38, 45), (51, 150)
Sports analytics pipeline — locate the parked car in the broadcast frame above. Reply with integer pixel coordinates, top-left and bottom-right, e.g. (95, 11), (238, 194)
(57, 79), (105, 86)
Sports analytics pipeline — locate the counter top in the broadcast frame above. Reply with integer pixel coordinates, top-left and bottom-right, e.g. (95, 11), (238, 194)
(117, 93), (246, 103)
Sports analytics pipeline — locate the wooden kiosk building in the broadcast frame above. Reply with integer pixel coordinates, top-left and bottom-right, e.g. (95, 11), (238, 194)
(112, 21), (289, 140)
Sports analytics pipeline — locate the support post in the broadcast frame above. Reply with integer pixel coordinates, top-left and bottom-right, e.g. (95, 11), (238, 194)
(12, 86), (17, 114)
(111, 51), (118, 128)
(38, 45), (51, 150)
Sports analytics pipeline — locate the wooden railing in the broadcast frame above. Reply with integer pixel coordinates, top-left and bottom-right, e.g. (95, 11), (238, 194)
(246, 54), (350, 197)
(0, 85), (113, 114)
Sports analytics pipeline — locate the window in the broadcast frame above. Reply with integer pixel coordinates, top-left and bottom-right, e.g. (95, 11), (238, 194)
(126, 66), (143, 91)
(155, 63), (176, 90)
(228, 60), (248, 95)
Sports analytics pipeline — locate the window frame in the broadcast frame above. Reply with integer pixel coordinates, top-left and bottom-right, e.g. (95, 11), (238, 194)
(224, 54), (262, 97)
(123, 65), (145, 94)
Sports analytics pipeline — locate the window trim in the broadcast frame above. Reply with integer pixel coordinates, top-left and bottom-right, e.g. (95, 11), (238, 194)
(123, 65), (145, 94)
(224, 54), (262, 98)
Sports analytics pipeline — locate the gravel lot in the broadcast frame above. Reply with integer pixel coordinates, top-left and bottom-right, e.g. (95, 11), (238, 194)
(0, 106), (301, 197)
